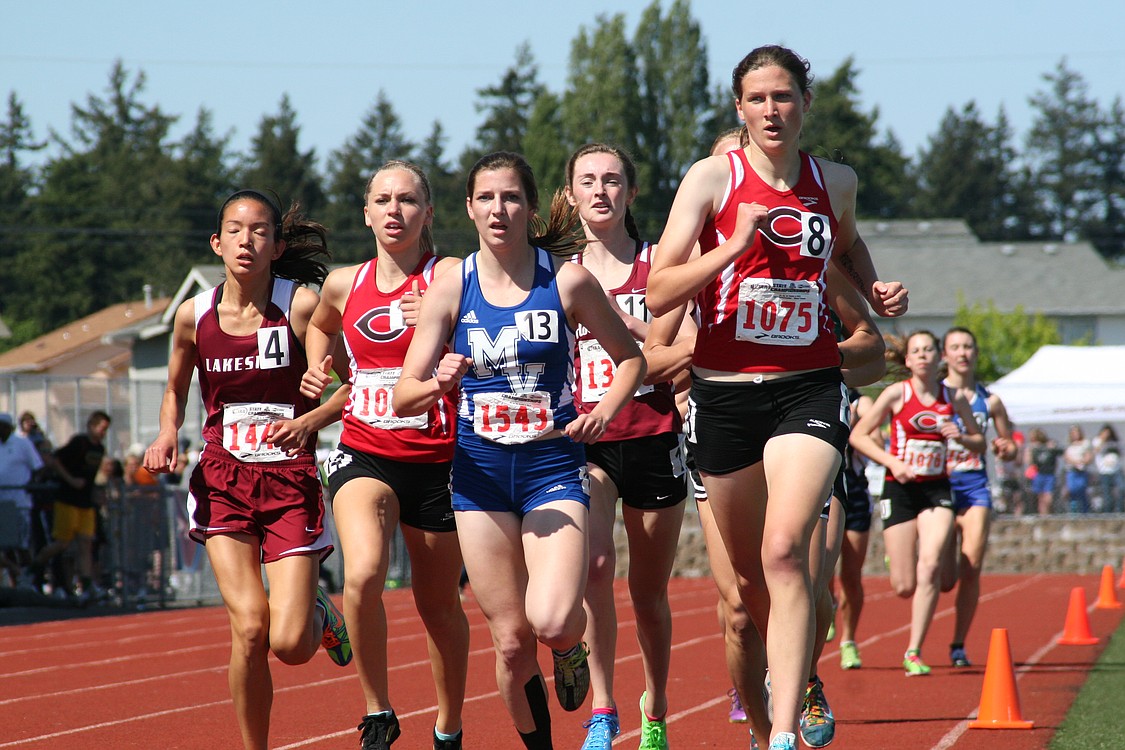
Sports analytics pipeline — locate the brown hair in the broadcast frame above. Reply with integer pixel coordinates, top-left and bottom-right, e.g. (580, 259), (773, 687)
(565, 143), (640, 241)
(731, 45), (813, 98)
(466, 151), (582, 257)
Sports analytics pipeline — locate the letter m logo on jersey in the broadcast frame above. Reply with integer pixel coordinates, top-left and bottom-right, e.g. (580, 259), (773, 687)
(466, 326), (546, 394)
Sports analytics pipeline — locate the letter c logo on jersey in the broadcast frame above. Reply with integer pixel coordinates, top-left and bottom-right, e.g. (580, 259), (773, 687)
(353, 306), (406, 344)
(909, 411), (946, 433)
(758, 207), (804, 249)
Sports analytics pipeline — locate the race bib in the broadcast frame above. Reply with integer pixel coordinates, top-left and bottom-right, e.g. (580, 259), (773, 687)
(903, 439), (946, 477)
(577, 339), (653, 402)
(256, 327), (290, 370)
(222, 402), (294, 462)
(472, 391), (554, 444)
(946, 439), (983, 473)
(735, 277), (819, 346)
(350, 368), (427, 430)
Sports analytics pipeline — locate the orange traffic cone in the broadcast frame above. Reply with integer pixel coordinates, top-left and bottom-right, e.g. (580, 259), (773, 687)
(1057, 587), (1099, 645)
(969, 628), (1034, 729)
(1096, 564), (1123, 610)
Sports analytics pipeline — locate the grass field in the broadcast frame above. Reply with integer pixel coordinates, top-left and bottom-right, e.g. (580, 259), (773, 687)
(1052, 615), (1125, 749)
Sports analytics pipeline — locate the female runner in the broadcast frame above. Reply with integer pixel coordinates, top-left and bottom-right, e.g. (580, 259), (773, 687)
(394, 152), (645, 750)
(646, 46), (906, 750)
(940, 326), (1017, 669)
(144, 190), (350, 750)
(849, 331), (984, 676)
(564, 142), (692, 750)
(300, 161), (469, 750)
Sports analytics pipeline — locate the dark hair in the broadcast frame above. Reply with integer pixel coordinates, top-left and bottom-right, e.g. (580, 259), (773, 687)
(565, 143), (640, 241)
(466, 151), (581, 257)
(731, 45), (813, 98)
(884, 329), (938, 378)
(365, 160), (435, 256)
(87, 410), (112, 427)
(942, 326), (977, 351)
(217, 190), (330, 287)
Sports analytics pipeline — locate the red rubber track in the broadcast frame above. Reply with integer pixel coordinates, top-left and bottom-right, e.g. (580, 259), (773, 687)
(0, 573), (1119, 748)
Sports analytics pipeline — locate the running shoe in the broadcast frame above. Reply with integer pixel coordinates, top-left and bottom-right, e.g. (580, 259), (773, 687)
(800, 676), (835, 748)
(950, 646), (971, 668)
(580, 710), (620, 750)
(839, 641), (862, 670)
(903, 649), (932, 676)
(728, 687), (748, 723)
(764, 669), (773, 723)
(638, 692), (669, 750)
(767, 732), (797, 750)
(432, 729), (462, 750)
(316, 586), (352, 666)
(748, 728), (760, 750)
(552, 642), (591, 711)
(358, 712), (401, 750)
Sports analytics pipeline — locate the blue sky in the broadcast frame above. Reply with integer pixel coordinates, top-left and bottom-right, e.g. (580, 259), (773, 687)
(3, 0), (1121, 170)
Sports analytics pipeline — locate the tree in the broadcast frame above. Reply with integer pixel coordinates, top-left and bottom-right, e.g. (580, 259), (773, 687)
(13, 63), (190, 332)
(558, 13), (646, 230)
(416, 120), (475, 256)
(323, 92), (415, 260)
(632, 0), (715, 224)
(1083, 97), (1125, 259)
(240, 95), (325, 217)
(952, 297), (1063, 382)
(463, 42), (544, 170)
(522, 91), (569, 206)
(912, 103), (1035, 240)
(800, 58), (912, 218)
(1025, 60), (1105, 243)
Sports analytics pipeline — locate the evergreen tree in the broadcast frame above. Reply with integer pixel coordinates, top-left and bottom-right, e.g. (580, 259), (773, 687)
(240, 94), (325, 218)
(633, 0), (713, 225)
(912, 102), (1032, 240)
(0, 93), (45, 349)
(800, 58), (912, 219)
(559, 15), (645, 224)
(1084, 97), (1125, 259)
(463, 42), (544, 170)
(1025, 60), (1104, 243)
(416, 120), (474, 256)
(13, 63), (190, 334)
(522, 91), (568, 206)
(323, 92), (415, 261)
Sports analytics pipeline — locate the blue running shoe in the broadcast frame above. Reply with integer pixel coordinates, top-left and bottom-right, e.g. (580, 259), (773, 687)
(767, 732), (797, 750)
(316, 586), (352, 666)
(580, 710), (619, 750)
(800, 676), (835, 748)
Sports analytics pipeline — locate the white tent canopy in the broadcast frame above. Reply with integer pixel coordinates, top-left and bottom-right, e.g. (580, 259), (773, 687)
(989, 345), (1125, 426)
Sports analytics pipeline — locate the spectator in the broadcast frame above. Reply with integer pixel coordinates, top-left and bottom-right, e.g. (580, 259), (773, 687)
(17, 411), (47, 448)
(31, 410), (111, 599)
(1093, 425), (1123, 513)
(1026, 429), (1062, 515)
(28, 439), (62, 593)
(1063, 425), (1093, 513)
(0, 412), (44, 587)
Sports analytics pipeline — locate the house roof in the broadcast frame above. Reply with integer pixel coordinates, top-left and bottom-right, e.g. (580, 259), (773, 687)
(0, 297), (171, 374)
(860, 219), (1125, 316)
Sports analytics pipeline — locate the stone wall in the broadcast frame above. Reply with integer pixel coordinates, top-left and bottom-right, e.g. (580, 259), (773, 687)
(615, 508), (1125, 579)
